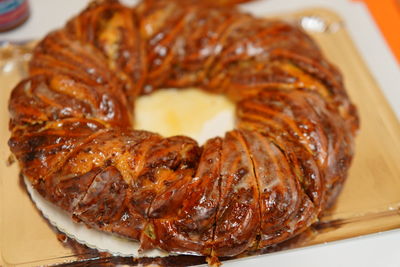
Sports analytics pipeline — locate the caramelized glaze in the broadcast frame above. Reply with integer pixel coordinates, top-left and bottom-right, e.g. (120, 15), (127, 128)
(8, 0), (359, 260)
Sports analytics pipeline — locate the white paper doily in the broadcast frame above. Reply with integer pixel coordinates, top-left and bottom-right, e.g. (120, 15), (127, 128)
(24, 176), (168, 257)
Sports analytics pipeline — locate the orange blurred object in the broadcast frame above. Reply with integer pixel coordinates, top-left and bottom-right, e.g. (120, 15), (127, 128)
(354, 0), (400, 64)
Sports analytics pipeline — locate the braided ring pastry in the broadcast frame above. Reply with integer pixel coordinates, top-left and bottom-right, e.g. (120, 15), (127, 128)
(8, 0), (359, 259)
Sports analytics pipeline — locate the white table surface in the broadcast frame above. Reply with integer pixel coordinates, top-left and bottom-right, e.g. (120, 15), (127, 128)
(1, 0), (400, 266)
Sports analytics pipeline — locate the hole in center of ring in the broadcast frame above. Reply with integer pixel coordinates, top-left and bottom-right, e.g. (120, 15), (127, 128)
(134, 88), (235, 145)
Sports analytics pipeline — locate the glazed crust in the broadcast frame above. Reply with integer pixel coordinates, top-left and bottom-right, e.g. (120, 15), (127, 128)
(8, 0), (359, 258)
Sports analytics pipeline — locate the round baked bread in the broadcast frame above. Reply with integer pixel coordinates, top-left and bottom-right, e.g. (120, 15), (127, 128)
(8, 0), (359, 259)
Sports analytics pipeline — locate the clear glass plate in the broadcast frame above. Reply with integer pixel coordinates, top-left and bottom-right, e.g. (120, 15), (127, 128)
(1, 8), (400, 266)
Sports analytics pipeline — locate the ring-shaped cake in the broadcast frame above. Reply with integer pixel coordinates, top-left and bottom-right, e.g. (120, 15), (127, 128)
(8, 0), (359, 260)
